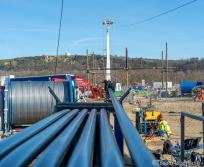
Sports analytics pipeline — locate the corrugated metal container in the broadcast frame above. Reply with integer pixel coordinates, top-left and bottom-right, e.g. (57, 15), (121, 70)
(10, 81), (69, 125)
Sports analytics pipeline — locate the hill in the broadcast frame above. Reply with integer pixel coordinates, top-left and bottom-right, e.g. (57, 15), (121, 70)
(0, 55), (204, 85)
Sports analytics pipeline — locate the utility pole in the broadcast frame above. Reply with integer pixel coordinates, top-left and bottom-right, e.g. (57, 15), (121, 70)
(165, 42), (168, 98)
(161, 51), (164, 89)
(92, 52), (95, 85)
(103, 19), (113, 81)
(140, 58), (143, 68)
(126, 48), (129, 87)
(86, 49), (89, 82)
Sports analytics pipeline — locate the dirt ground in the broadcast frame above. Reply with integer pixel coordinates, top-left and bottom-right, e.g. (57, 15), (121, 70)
(123, 99), (203, 140)
(121, 98), (204, 166)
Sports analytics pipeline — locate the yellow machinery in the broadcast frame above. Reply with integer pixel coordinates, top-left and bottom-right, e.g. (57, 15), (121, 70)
(139, 109), (161, 135)
(136, 97), (162, 135)
(145, 111), (161, 121)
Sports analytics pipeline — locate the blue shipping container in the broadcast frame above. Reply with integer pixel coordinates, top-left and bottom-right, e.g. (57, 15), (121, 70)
(180, 81), (203, 94)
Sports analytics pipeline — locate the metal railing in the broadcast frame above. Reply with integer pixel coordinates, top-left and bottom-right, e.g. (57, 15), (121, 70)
(180, 108), (204, 162)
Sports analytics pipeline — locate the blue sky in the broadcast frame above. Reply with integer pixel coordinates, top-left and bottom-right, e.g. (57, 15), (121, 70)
(0, 0), (203, 59)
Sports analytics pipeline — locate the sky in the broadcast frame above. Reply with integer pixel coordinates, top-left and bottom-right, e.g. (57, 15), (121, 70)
(0, 0), (203, 60)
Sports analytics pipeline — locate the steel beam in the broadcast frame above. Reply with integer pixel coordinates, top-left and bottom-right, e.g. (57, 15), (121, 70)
(108, 88), (158, 167)
(180, 112), (204, 161)
(56, 102), (114, 110)
(0, 110), (78, 167)
(34, 109), (88, 167)
(0, 109), (70, 158)
(119, 87), (131, 103)
(100, 109), (124, 167)
(180, 114), (185, 162)
(181, 112), (204, 122)
(135, 112), (140, 133)
(48, 86), (62, 104)
(67, 109), (97, 167)
(85, 67), (177, 71)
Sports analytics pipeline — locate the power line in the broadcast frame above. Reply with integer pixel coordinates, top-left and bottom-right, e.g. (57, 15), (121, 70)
(51, 0), (64, 114)
(130, 0), (198, 26)
(54, 0), (64, 75)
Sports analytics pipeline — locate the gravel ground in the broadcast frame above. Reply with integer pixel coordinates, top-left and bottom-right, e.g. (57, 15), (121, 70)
(121, 99), (203, 166)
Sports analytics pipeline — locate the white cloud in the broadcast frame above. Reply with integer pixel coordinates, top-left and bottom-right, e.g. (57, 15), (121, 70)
(70, 37), (104, 47)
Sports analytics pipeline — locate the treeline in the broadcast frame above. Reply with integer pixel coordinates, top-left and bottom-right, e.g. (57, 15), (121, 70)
(0, 55), (203, 85)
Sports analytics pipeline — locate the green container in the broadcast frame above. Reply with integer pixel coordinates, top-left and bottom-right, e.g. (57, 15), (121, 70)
(114, 91), (123, 97)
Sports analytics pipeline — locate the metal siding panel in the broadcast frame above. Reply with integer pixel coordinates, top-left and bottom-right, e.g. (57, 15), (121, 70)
(11, 81), (68, 125)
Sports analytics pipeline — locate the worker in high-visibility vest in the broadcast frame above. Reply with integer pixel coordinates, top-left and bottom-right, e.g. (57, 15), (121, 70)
(157, 114), (172, 138)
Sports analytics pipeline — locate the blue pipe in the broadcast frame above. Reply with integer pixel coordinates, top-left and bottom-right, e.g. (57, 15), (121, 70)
(0, 109), (70, 158)
(34, 109), (88, 167)
(0, 110), (78, 167)
(114, 114), (124, 155)
(100, 108), (124, 167)
(108, 88), (158, 167)
(67, 109), (97, 167)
